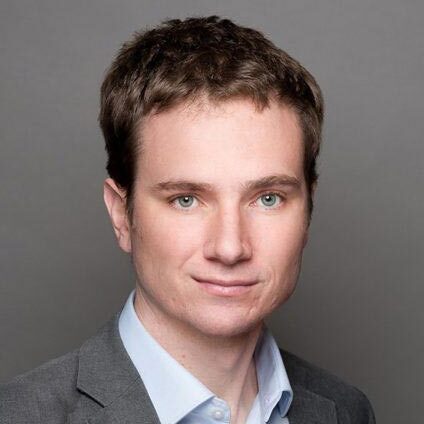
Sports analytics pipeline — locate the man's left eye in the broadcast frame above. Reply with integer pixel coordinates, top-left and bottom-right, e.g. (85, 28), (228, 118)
(256, 193), (284, 208)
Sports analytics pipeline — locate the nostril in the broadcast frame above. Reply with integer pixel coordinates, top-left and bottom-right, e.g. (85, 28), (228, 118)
(204, 238), (252, 265)
(203, 208), (252, 264)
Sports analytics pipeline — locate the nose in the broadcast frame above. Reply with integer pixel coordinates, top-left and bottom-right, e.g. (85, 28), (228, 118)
(203, 204), (252, 266)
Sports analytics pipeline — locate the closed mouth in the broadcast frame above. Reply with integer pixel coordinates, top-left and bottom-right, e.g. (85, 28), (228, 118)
(193, 277), (258, 297)
(192, 277), (258, 287)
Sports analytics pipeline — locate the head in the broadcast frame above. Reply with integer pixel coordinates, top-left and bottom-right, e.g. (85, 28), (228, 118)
(100, 16), (323, 224)
(101, 16), (324, 339)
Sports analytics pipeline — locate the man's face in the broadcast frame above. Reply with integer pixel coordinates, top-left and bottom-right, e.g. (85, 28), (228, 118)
(107, 98), (310, 338)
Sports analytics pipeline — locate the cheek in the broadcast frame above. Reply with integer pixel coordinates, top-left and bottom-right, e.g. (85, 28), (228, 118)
(256, 213), (307, 261)
(131, 209), (201, 276)
(253, 216), (307, 302)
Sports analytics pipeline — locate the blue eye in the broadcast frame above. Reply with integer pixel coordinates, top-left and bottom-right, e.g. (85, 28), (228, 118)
(258, 193), (282, 208)
(173, 195), (196, 209)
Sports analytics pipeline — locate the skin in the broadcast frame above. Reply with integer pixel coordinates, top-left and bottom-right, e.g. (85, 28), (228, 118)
(104, 97), (313, 423)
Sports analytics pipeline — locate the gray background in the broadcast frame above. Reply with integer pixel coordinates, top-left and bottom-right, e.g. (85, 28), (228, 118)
(1, 0), (423, 422)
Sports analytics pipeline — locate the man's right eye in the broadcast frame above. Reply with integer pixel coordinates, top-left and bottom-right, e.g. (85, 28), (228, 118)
(169, 195), (199, 210)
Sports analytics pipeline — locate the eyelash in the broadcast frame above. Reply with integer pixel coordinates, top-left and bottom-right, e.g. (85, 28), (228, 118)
(168, 192), (286, 211)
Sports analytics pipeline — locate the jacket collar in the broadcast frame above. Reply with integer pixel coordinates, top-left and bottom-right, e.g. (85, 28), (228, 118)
(282, 348), (337, 424)
(68, 313), (336, 424)
(68, 313), (160, 424)
(287, 384), (337, 424)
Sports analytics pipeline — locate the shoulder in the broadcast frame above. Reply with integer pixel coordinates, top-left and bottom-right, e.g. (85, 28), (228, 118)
(281, 349), (376, 423)
(0, 349), (80, 424)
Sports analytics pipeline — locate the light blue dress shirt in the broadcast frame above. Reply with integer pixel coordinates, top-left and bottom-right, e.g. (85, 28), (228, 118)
(119, 290), (293, 424)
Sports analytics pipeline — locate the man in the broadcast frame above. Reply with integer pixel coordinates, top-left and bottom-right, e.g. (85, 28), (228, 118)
(0, 16), (375, 424)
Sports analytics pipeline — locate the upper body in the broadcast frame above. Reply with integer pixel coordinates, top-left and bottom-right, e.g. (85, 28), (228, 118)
(0, 301), (375, 424)
(2, 15), (376, 424)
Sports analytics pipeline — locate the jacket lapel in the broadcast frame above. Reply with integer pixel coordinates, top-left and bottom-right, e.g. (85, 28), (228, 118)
(280, 349), (338, 424)
(67, 314), (160, 424)
(287, 384), (337, 424)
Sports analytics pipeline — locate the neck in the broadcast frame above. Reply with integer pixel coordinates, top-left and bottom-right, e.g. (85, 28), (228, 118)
(134, 286), (263, 423)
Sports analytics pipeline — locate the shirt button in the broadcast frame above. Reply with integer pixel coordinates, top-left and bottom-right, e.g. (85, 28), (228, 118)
(211, 409), (224, 420)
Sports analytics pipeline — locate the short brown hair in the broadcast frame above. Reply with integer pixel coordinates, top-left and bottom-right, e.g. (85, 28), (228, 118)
(99, 16), (324, 221)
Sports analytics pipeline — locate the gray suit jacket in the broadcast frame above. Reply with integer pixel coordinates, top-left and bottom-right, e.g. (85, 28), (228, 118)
(0, 314), (376, 424)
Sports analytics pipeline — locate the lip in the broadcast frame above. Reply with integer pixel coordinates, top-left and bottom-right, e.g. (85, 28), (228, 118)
(193, 277), (258, 296)
(193, 277), (258, 287)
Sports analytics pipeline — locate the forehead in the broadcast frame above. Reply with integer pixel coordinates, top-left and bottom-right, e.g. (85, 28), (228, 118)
(136, 98), (305, 189)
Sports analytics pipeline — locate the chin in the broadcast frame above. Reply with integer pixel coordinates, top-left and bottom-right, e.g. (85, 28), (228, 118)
(189, 312), (264, 339)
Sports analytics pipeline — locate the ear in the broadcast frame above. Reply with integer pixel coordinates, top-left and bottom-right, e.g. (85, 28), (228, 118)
(303, 181), (318, 248)
(302, 225), (310, 249)
(103, 178), (132, 253)
(311, 181), (317, 197)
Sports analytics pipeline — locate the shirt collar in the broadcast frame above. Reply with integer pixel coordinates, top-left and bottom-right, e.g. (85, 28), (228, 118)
(118, 290), (293, 423)
(118, 290), (214, 423)
(254, 325), (293, 420)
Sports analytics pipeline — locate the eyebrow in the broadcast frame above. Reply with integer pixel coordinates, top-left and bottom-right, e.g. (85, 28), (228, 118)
(150, 174), (301, 193)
